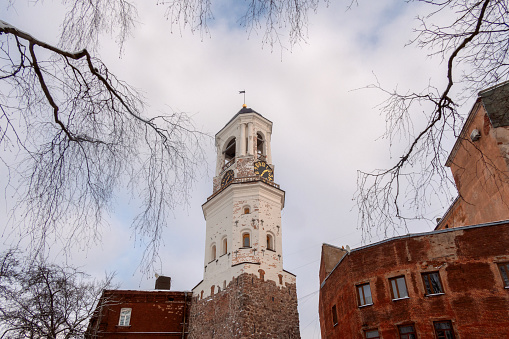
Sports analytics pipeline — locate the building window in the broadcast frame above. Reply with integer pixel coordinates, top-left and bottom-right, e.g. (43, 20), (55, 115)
(222, 237), (228, 255)
(224, 138), (236, 164)
(244, 206), (250, 214)
(365, 329), (380, 338)
(278, 274), (283, 285)
(331, 304), (338, 326)
(257, 132), (265, 157)
(390, 276), (409, 300)
(242, 233), (250, 247)
(267, 233), (274, 250)
(211, 244), (216, 261)
(422, 272), (444, 295)
(434, 321), (455, 339)
(118, 308), (131, 327)
(398, 324), (417, 339)
(497, 262), (509, 287)
(356, 283), (373, 306)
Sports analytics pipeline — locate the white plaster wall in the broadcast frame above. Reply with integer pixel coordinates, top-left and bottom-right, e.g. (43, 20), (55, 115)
(195, 182), (293, 298)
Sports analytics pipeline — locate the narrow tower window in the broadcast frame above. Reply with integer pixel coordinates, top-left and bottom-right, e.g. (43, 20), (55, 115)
(257, 132), (265, 158)
(224, 138), (236, 164)
(242, 233), (251, 247)
(222, 237), (228, 255)
(267, 233), (274, 251)
(211, 244), (216, 261)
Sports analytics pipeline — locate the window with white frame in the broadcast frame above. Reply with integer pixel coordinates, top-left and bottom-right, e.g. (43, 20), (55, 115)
(118, 308), (131, 326)
(422, 271), (443, 295)
(398, 324), (417, 339)
(356, 283), (373, 306)
(390, 276), (409, 300)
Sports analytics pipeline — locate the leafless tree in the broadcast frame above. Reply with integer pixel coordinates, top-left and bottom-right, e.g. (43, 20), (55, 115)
(0, 249), (114, 339)
(0, 1), (207, 270)
(354, 0), (509, 238)
(161, 0), (328, 47)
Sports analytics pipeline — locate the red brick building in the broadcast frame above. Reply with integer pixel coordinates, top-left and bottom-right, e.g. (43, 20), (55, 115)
(86, 277), (192, 338)
(319, 82), (509, 339)
(319, 222), (509, 338)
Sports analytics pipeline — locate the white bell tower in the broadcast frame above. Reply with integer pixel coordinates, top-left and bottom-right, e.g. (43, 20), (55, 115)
(192, 105), (296, 299)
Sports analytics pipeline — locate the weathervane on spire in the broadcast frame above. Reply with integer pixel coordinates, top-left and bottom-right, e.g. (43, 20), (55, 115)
(239, 90), (246, 107)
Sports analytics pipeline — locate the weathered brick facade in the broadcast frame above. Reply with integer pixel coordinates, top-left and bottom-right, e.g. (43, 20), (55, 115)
(319, 82), (509, 338)
(86, 290), (191, 338)
(189, 273), (300, 338)
(319, 222), (509, 338)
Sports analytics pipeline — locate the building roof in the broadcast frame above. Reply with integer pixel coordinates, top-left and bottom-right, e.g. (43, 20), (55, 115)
(479, 81), (509, 127)
(320, 219), (509, 288)
(446, 81), (509, 166)
(216, 106), (272, 136)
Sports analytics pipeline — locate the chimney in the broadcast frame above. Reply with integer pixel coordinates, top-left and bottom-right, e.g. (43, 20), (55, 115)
(155, 275), (171, 290)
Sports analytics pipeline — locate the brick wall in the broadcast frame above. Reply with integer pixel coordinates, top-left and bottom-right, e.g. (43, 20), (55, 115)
(189, 273), (300, 338)
(319, 222), (509, 338)
(86, 290), (191, 338)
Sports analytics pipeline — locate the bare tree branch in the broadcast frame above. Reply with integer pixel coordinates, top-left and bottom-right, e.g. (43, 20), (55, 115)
(355, 0), (509, 238)
(0, 20), (208, 270)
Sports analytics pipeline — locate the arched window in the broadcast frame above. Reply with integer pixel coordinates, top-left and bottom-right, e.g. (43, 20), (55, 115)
(224, 138), (236, 164)
(243, 205), (250, 214)
(242, 233), (250, 248)
(267, 233), (274, 251)
(211, 244), (216, 261)
(257, 132), (265, 158)
(222, 237), (228, 255)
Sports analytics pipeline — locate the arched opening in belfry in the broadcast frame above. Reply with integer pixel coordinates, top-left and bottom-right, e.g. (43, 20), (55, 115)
(257, 132), (265, 159)
(224, 138), (236, 165)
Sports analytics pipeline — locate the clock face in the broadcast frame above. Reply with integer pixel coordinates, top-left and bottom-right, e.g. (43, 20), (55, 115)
(254, 161), (274, 181)
(221, 170), (234, 187)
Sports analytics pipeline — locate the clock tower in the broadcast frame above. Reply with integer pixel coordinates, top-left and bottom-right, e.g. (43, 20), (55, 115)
(188, 105), (300, 338)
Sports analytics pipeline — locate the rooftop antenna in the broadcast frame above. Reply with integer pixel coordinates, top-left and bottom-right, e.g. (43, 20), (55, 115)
(239, 90), (246, 107)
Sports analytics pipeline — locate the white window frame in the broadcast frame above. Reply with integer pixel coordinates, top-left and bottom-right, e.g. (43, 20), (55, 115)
(118, 308), (131, 327)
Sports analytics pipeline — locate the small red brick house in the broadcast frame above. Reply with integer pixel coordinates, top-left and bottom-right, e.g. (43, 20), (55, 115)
(319, 83), (509, 339)
(86, 277), (192, 338)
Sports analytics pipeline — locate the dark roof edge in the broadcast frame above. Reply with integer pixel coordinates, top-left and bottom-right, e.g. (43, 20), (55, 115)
(216, 107), (273, 137)
(320, 244), (348, 289)
(103, 289), (192, 293)
(320, 219), (509, 288)
(434, 196), (460, 230)
(283, 269), (297, 277)
(478, 79), (509, 96)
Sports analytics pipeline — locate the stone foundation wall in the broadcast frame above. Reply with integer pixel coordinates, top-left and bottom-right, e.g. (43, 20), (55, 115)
(189, 273), (300, 338)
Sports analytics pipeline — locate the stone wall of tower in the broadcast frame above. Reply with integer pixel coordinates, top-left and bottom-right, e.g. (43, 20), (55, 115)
(188, 273), (300, 339)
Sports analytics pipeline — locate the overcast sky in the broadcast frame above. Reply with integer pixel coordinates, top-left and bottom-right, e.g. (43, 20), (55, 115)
(1, 1), (472, 337)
